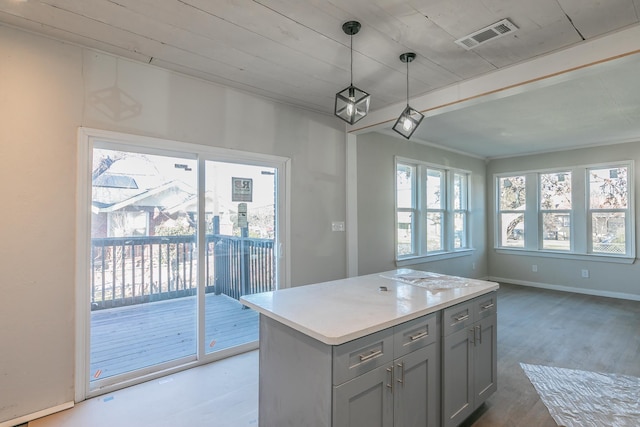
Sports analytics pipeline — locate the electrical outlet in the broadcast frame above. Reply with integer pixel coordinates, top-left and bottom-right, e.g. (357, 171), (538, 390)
(581, 269), (590, 278)
(532, 265), (538, 272)
(331, 221), (345, 232)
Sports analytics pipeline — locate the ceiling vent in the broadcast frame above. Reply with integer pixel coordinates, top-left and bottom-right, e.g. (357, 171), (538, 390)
(455, 18), (518, 50)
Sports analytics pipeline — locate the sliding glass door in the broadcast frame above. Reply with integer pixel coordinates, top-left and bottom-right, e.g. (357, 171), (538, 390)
(90, 147), (199, 385)
(79, 129), (287, 397)
(203, 161), (276, 354)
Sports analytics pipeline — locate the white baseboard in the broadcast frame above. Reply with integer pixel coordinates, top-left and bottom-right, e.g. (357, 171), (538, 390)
(489, 276), (640, 301)
(0, 401), (74, 427)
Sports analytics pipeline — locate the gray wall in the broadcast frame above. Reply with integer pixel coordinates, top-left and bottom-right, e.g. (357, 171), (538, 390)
(356, 132), (488, 278)
(0, 25), (346, 424)
(487, 141), (640, 299)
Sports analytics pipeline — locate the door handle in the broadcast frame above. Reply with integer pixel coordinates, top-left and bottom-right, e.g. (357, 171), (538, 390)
(396, 362), (405, 387)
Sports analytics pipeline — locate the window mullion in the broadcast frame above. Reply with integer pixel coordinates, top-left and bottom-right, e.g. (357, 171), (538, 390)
(417, 165), (426, 256)
(445, 171), (453, 252)
(573, 167), (587, 253)
(524, 173), (538, 251)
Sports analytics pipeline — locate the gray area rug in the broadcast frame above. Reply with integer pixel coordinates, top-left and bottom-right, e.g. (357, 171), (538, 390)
(521, 363), (640, 427)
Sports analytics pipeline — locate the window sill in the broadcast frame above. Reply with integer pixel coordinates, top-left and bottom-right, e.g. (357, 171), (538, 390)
(396, 249), (475, 267)
(494, 248), (636, 264)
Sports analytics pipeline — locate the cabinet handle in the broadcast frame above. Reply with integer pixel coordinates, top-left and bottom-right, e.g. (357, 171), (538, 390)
(481, 302), (495, 310)
(409, 330), (428, 341)
(397, 362), (405, 387)
(386, 366), (394, 392)
(454, 314), (469, 322)
(477, 325), (482, 344)
(469, 328), (475, 345)
(359, 349), (382, 362)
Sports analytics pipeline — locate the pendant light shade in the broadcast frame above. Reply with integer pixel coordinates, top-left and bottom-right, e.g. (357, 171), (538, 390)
(393, 52), (424, 139)
(335, 21), (370, 125)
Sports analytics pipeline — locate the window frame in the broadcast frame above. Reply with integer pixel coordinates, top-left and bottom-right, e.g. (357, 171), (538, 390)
(497, 175), (527, 250)
(539, 171), (572, 252)
(395, 157), (472, 265)
(76, 127), (292, 400)
(494, 161), (635, 263)
(587, 165), (631, 256)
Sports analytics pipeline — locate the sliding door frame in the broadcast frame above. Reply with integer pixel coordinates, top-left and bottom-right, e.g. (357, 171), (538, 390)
(75, 127), (291, 401)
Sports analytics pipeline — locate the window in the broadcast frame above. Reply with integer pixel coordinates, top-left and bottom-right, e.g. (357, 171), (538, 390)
(540, 172), (571, 251)
(426, 168), (444, 252)
(396, 159), (470, 261)
(396, 164), (416, 257)
(496, 162), (634, 260)
(589, 166), (629, 255)
(453, 173), (468, 249)
(498, 176), (526, 248)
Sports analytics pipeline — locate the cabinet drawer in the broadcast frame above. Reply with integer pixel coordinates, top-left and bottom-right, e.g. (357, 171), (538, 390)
(333, 328), (394, 385)
(474, 292), (497, 321)
(442, 301), (473, 336)
(393, 312), (438, 358)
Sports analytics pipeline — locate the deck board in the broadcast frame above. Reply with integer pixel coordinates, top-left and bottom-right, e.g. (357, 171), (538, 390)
(90, 293), (258, 380)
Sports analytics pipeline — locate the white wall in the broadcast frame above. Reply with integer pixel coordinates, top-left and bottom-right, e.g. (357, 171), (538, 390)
(356, 132), (488, 278)
(0, 25), (347, 424)
(487, 142), (640, 299)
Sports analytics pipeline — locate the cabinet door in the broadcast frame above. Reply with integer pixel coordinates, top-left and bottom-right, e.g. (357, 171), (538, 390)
(394, 344), (439, 427)
(473, 315), (497, 407)
(442, 327), (473, 427)
(333, 364), (394, 427)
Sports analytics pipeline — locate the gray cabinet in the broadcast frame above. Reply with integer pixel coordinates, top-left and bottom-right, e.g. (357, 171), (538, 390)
(442, 293), (497, 427)
(257, 291), (497, 427)
(333, 314), (441, 427)
(333, 363), (394, 427)
(258, 311), (441, 427)
(394, 343), (439, 427)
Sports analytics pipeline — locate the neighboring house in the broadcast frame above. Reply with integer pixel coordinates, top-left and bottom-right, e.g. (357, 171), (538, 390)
(91, 155), (197, 238)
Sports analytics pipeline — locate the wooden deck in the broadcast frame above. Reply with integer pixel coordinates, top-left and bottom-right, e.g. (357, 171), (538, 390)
(90, 293), (259, 381)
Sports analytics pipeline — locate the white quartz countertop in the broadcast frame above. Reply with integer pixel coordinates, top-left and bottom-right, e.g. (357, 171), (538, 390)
(240, 269), (499, 345)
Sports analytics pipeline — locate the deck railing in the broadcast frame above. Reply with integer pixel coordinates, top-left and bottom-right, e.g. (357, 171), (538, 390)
(90, 235), (275, 310)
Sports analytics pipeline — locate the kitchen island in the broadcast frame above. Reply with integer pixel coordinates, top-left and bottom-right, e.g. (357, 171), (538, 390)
(241, 269), (499, 427)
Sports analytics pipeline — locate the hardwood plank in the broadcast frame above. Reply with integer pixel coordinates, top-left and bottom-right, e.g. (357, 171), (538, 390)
(461, 283), (640, 427)
(90, 293), (259, 380)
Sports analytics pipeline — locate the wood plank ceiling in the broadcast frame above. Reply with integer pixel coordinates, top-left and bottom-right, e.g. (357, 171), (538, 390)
(1, 0), (640, 157)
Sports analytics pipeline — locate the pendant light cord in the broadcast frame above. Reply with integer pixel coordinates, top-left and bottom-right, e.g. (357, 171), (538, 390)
(350, 34), (354, 86)
(406, 59), (409, 107)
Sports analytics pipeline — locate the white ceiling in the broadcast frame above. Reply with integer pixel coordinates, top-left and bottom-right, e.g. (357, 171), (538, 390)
(2, 0), (640, 158)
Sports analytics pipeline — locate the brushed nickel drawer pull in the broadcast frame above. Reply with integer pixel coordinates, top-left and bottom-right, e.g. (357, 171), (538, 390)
(410, 330), (428, 341)
(386, 366), (394, 391)
(454, 314), (469, 322)
(359, 349), (382, 362)
(481, 303), (495, 310)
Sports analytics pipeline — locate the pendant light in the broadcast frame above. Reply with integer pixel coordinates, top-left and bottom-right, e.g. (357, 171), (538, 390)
(335, 21), (370, 125)
(392, 52), (424, 139)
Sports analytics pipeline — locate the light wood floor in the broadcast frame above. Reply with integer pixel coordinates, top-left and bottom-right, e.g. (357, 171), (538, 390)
(29, 351), (259, 427)
(29, 283), (640, 427)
